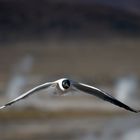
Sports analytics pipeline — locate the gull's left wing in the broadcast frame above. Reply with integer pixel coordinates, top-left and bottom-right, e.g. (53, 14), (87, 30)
(73, 82), (139, 113)
(0, 82), (52, 109)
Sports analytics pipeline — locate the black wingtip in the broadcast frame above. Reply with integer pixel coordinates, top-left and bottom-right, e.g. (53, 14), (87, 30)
(129, 108), (140, 113)
(134, 110), (140, 113)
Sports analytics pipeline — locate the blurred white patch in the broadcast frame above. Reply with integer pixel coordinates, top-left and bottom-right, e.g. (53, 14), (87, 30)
(115, 75), (139, 103)
(6, 55), (34, 102)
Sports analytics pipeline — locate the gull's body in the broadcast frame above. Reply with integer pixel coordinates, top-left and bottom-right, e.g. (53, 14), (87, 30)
(0, 78), (139, 113)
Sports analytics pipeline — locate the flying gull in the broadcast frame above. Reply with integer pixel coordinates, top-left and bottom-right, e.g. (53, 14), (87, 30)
(0, 78), (139, 113)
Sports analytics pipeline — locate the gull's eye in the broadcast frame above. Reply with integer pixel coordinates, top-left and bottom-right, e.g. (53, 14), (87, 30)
(62, 80), (70, 89)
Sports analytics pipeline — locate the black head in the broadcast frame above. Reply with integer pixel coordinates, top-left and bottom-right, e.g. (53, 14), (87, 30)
(62, 79), (71, 89)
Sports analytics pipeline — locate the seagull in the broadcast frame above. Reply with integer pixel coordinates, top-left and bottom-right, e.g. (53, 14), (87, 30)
(0, 78), (139, 113)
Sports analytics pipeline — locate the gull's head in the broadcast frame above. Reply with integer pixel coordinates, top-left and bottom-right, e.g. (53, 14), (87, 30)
(56, 78), (71, 91)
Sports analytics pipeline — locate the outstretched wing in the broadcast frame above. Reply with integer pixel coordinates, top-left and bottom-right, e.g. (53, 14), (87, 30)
(73, 82), (139, 113)
(0, 82), (52, 109)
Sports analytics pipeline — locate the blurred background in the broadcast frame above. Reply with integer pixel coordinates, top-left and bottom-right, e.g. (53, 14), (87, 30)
(0, 0), (140, 140)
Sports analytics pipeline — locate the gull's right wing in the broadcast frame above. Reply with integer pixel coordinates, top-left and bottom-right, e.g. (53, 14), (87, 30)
(0, 82), (52, 109)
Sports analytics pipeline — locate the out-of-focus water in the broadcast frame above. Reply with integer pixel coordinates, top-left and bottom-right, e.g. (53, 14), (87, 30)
(0, 109), (140, 140)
